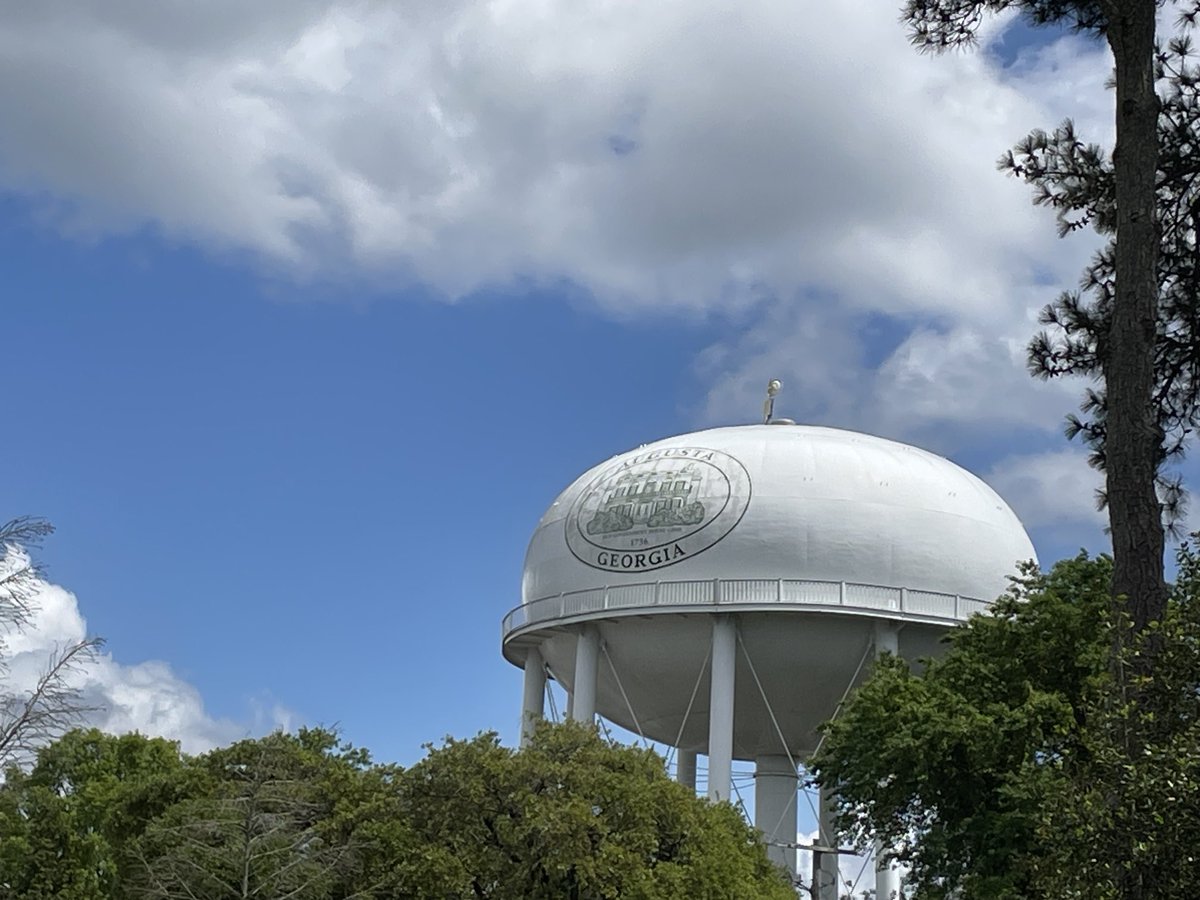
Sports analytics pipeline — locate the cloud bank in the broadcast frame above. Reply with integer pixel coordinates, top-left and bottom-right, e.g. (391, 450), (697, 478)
(0, 2), (1106, 304)
(0, 1), (1135, 551)
(4, 573), (286, 757)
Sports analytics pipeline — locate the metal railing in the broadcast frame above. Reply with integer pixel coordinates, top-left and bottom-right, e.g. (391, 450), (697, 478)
(501, 577), (992, 637)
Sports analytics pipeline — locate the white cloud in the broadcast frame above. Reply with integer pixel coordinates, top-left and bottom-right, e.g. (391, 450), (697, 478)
(4, 573), (289, 756)
(985, 447), (1107, 529)
(0, 2), (1106, 310)
(0, 2), (1148, 548)
(696, 304), (1082, 449)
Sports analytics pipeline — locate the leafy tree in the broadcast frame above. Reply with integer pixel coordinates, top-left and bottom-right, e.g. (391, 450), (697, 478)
(0, 728), (387, 900)
(127, 729), (372, 900)
(904, 12), (1200, 898)
(903, 0), (1174, 643)
(810, 548), (1200, 899)
(993, 30), (1200, 896)
(4, 723), (793, 900)
(0, 729), (194, 900)
(1031, 544), (1200, 898)
(386, 721), (794, 900)
(812, 555), (1110, 898)
(0, 517), (103, 769)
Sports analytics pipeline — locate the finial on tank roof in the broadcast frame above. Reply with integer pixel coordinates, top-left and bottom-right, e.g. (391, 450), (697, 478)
(762, 379), (794, 424)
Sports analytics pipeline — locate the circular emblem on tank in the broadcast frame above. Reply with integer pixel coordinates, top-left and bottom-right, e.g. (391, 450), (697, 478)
(565, 447), (752, 573)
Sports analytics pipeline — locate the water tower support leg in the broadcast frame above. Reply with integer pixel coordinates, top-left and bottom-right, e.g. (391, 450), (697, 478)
(520, 646), (546, 747)
(816, 785), (839, 900)
(571, 625), (600, 724)
(707, 615), (736, 803)
(755, 754), (797, 876)
(875, 840), (900, 900)
(676, 749), (697, 791)
(874, 620), (899, 656)
(873, 622), (901, 899)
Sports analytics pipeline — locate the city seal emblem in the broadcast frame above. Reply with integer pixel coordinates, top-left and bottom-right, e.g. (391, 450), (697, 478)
(565, 446), (752, 573)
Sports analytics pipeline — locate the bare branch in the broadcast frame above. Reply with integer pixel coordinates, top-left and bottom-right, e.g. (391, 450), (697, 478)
(0, 636), (105, 769)
(0, 517), (55, 635)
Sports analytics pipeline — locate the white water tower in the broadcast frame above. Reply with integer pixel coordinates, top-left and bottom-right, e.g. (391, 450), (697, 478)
(502, 419), (1035, 896)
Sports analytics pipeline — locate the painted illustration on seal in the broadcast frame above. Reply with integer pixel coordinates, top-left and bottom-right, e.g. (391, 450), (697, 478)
(566, 447), (751, 573)
(585, 464), (706, 534)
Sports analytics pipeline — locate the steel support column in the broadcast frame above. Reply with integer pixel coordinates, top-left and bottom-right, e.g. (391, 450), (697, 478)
(755, 754), (797, 876)
(815, 785), (839, 900)
(570, 625), (600, 724)
(520, 646), (546, 747)
(676, 749), (697, 792)
(875, 838), (901, 900)
(874, 621), (901, 899)
(707, 615), (736, 802)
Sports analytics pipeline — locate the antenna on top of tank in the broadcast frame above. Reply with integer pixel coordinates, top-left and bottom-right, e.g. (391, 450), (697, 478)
(763, 379), (782, 424)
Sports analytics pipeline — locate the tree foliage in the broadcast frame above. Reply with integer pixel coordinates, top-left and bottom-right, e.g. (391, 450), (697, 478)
(810, 548), (1200, 899)
(900, 9), (1200, 898)
(902, 0), (1107, 50)
(1032, 546), (1200, 898)
(0, 729), (195, 899)
(1012, 38), (1200, 533)
(127, 729), (373, 900)
(0, 721), (791, 900)
(390, 722), (793, 900)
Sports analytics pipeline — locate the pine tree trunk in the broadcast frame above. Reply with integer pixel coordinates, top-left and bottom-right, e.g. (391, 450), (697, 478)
(1105, 1), (1165, 637)
(1106, 5), (1162, 900)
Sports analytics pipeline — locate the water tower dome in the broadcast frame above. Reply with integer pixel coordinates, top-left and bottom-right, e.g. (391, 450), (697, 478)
(522, 424), (1032, 606)
(502, 423), (1035, 885)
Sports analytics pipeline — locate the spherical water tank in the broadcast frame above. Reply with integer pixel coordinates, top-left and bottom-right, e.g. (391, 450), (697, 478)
(502, 423), (1036, 880)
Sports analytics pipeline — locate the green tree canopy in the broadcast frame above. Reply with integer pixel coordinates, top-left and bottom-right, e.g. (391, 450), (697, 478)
(384, 721), (794, 900)
(0, 729), (194, 900)
(127, 729), (374, 900)
(1, 722), (792, 900)
(811, 548), (1200, 899)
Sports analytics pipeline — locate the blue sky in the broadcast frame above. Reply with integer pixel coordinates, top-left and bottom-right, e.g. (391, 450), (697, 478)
(6, 191), (757, 758)
(4, 202), (735, 756)
(2, 1), (1164, 780)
